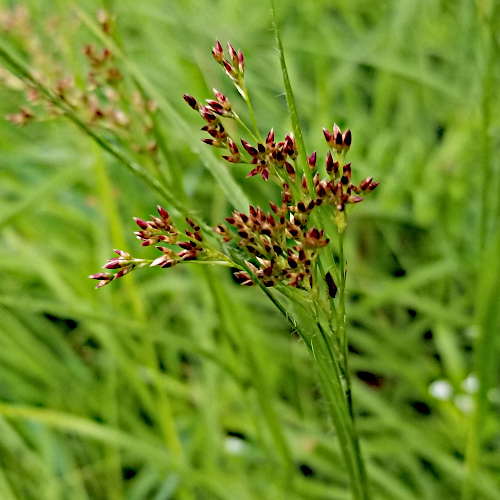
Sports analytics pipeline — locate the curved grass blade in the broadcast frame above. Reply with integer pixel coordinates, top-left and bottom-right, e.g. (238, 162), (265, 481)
(269, 0), (314, 197)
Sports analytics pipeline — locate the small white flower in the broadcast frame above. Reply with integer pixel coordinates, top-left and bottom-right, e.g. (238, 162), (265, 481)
(224, 436), (246, 455)
(461, 374), (479, 394)
(454, 394), (475, 415)
(429, 380), (453, 401)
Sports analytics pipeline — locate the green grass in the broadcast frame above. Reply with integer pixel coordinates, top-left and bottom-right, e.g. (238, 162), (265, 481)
(0, 0), (499, 498)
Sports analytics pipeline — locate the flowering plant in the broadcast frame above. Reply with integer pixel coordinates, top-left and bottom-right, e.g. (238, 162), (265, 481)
(88, 37), (378, 499)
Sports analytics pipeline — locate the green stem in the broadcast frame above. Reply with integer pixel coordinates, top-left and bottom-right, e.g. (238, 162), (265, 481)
(338, 232), (352, 412)
(233, 111), (260, 144)
(478, 17), (493, 251)
(240, 82), (263, 143)
(260, 284), (370, 499)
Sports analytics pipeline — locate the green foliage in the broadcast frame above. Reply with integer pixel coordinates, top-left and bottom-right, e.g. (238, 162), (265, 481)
(0, 0), (499, 499)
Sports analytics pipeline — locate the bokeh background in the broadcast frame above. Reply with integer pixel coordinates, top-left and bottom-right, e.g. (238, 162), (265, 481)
(0, 0), (499, 498)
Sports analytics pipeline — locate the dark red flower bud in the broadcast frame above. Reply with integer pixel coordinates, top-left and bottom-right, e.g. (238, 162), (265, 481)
(222, 59), (237, 78)
(227, 43), (238, 65)
(301, 174), (308, 191)
(228, 137), (239, 156)
(241, 139), (258, 156)
(360, 177), (373, 190)
(89, 272), (114, 280)
(335, 131), (343, 146)
(343, 163), (351, 181)
(343, 129), (352, 148)
(333, 123), (342, 145)
(238, 49), (244, 73)
(205, 99), (225, 114)
(178, 241), (194, 250)
(212, 40), (224, 63)
(285, 162), (295, 175)
(134, 218), (149, 229)
(199, 107), (218, 123)
(308, 151), (317, 170)
(325, 272), (337, 298)
(157, 206), (170, 220)
(348, 196), (364, 203)
(323, 127), (332, 145)
(266, 128), (275, 144)
(222, 155), (239, 163)
(183, 94), (199, 110)
(326, 151), (335, 175)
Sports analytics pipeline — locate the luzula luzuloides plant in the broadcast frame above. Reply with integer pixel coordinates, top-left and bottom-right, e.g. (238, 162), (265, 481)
(1, 6), (377, 495)
(88, 39), (378, 499)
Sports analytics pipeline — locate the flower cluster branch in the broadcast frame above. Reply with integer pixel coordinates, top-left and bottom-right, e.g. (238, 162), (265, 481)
(89, 40), (378, 293)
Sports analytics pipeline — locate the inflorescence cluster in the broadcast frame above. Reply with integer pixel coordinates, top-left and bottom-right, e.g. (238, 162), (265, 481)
(2, 8), (159, 157)
(89, 41), (378, 291)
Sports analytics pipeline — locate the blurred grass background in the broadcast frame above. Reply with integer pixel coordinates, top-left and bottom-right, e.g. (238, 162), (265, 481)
(0, 0), (499, 498)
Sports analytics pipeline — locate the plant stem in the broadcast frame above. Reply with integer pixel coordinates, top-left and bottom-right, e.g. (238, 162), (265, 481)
(233, 111), (260, 144)
(240, 82), (263, 143)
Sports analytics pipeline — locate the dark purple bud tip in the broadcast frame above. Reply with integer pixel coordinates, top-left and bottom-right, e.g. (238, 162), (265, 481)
(212, 40), (224, 62)
(325, 272), (338, 298)
(205, 100), (224, 114)
(200, 107), (218, 122)
(246, 168), (259, 178)
(94, 281), (111, 289)
(308, 151), (317, 169)
(228, 137), (239, 155)
(134, 217), (149, 229)
(266, 128), (275, 144)
(237, 48), (244, 72)
(326, 151), (334, 174)
(369, 182), (380, 191)
(89, 272), (113, 280)
(348, 196), (364, 203)
(157, 206), (170, 220)
(228, 43), (237, 62)
(359, 177), (373, 190)
(241, 139), (258, 156)
(285, 162), (295, 175)
(343, 129), (352, 147)
(322, 127), (332, 143)
(103, 259), (123, 269)
(183, 94), (198, 110)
